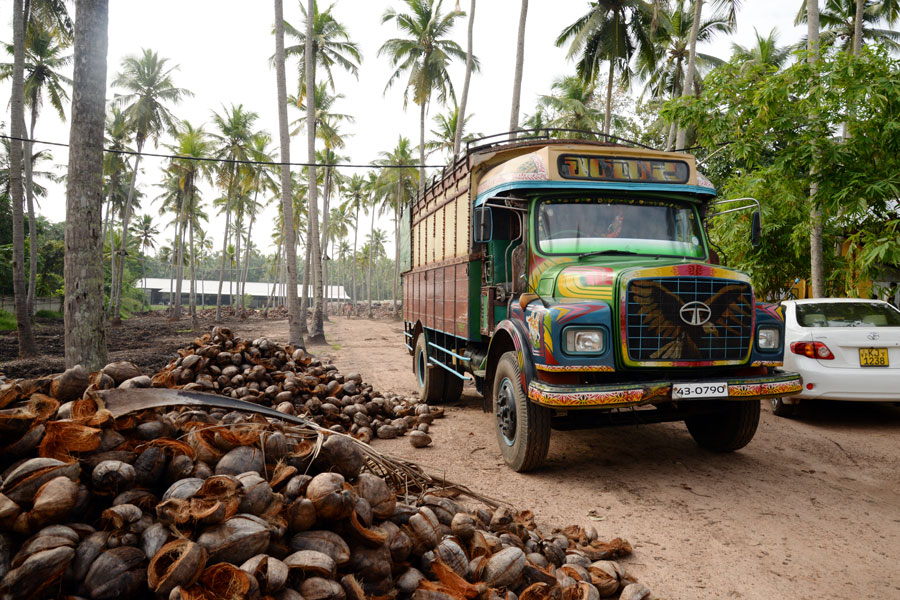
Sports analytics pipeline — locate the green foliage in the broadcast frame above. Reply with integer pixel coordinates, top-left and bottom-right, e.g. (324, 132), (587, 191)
(35, 309), (62, 318)
(665, 46), (900, 297)
(0, 309), (15, 330)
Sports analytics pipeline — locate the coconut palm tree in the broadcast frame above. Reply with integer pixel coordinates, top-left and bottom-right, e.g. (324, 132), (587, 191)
(1, 22), (71, 317)
(110, 48), (191, 322)
(538, 75), (605, 135)
(730, 28), (790, 69)
(238, 132), (278, 315)
(795, 0), (900, 53)
(64, 0), (107, 369)
(510, 0), (528, 138)
(274, 0), (304, 346)
(379, 0), (468, 187)
(283, 0), (362, 93)
(7, 0), (37, 355)
(556, 0), (656, 136)
(374, 137), (419, 315)
(102, 107), (130, 309)
(210, 104), (257, 321)
(364, 171), (384, 318)
(340, 173), (366, 307)
(130, 214), (158, 311)
(289, 82), (353, 148)
(454, 0), (477, 156)
(168, 121), (212, 319)
(675, 0), (741, 149)
(426, 104), (481, 162)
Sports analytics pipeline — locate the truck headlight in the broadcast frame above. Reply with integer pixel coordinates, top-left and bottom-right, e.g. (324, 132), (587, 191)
(565, 328), (605, 354)
(757, 326), (780, 350)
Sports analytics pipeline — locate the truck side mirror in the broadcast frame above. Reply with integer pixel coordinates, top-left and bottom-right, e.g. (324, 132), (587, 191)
(474, 207), (492, 243)
(750, 210), (762, 248)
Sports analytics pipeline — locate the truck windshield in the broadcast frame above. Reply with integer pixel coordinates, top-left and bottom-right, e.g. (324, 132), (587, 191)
(535, 198), (706, 259)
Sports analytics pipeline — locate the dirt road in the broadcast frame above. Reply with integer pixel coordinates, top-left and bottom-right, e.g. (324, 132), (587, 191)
(255, 316), (899, 599)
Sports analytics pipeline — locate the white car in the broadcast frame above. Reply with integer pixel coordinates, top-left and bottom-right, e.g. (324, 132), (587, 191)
(775, 298), (900, 416)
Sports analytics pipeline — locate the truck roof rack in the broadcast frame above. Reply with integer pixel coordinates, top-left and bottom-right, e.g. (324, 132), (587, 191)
(413, 129), (663, 205)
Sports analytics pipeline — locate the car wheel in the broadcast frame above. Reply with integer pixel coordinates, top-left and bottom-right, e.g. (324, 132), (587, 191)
(685, 400), (760, 452)
(770, 397), (796, 418)
(493, 351), (551, 472)
(414, 334), (445, 404)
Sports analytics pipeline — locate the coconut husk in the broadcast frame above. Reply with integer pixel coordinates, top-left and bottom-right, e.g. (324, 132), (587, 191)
(37, 421), (101, 461)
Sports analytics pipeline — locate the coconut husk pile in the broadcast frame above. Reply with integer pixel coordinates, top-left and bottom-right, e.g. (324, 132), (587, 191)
(0, 334), (653, 600)
(149, 326), (438, 448)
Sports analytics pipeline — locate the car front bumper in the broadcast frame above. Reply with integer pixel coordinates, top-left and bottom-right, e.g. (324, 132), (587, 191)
(527, 370), (803, 409)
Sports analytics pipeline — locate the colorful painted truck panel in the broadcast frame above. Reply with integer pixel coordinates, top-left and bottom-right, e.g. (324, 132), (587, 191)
(401, 134), (802, 472)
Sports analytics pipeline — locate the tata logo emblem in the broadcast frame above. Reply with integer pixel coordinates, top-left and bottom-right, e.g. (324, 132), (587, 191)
(867, 332), (880, 341)
(680, 301), (712, 326)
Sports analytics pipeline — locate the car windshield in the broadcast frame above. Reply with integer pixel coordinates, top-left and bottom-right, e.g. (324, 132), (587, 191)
(795, 302), (900, 327)
(535, 198), (705, 258)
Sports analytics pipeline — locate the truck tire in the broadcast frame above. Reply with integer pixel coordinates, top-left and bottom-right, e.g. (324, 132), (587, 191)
(442, 374), (464, 403)
(414, 334), (445, 404)
(493, 351), (551, 472)
(770, 398), (796, 417)
(685, 400), (760, 452)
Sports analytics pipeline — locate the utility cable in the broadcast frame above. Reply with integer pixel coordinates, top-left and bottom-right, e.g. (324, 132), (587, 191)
(0, 133), (448, 169)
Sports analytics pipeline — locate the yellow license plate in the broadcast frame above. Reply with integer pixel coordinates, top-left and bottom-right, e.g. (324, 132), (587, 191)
(859, 348), (889, 367)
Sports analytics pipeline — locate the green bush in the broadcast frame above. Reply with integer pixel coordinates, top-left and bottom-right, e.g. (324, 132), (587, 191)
(35, 309), (63, 319)
(0, 309), (16, 331)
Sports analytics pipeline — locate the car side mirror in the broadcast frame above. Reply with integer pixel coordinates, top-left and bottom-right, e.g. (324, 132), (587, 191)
(474, 207), (492, 243)
(750, 210), (762, 248)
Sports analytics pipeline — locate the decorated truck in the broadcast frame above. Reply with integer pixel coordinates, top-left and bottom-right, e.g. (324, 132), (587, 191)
(400, 132), (802, 471)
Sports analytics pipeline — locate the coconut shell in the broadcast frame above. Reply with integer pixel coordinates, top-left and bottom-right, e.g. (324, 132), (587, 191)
(319, 434), (363, 479)
(407, 507), (441, 554)
(82, 546), (146, 599)
(618, 583), (651, 600)
(283, 549), (336, 578)
(102, 362), (143, 386)
(240, 554), (288, 594)
(286, 497), (316, 532)
(483, 547), (526, 588)
(307, 472), (354, 520)
(148, 540), (207, 596)
(355, 473), (395, 520)
(300, 577), (346, 600)
(1, 457), (81, 504)
(215, 445), (264, 477)
(51, 365), (90, 402)
(29, 476), (78, 528)
(196, 514), (270, 565)
(289, 530), (350, 566)
(0, 545), (75, 599)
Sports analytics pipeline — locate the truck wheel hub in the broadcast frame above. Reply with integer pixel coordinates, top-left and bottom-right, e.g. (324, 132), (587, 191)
(496, 377), (517, 445)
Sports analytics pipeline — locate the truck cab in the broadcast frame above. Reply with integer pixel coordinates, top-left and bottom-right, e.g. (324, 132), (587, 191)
(402, 134), (802, 471)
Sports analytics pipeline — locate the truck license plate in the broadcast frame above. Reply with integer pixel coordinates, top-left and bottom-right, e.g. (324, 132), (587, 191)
(671, 382), (728, 399)
(859, 348), (889, 367)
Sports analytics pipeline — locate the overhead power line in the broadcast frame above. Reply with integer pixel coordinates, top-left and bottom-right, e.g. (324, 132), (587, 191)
(0, 133), (447, 169)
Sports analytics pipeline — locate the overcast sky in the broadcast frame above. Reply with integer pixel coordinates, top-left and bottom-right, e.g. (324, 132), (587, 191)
(1, 0), (806, 263)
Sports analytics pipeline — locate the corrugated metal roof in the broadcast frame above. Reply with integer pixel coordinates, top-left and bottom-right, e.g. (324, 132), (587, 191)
(138, 278), (349, 300)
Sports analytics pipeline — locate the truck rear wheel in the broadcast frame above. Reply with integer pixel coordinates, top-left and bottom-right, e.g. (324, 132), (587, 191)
(685, 400), (760, 452)
(442, 374), (464, 403)
(493, 351), (551, 472)
(414, 334), (445, 404)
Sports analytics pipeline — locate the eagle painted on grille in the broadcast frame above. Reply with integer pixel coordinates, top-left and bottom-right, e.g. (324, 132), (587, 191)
(630, 280), (751, 359)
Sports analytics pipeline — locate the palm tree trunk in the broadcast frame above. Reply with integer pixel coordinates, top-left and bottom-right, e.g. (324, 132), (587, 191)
(9, 0), (37, 356)
(321, 166), (332, 320)
(232, 210), (242, 311)
(113, 139), (144, 322)
(454, 0), (476, 157)
(367, 206), (375, 319)
(351, 203), (359, 309)
(666, 55), (684, 150)
(25, 112), (38, 318)
(418, 102), (427, 190)
(853, 0), (864, 55)
(675, 0), (703, 151)
(300, 237), (310, 325)
(305, 0), (326, 344)
(189, 190), (198, 327)
(274, 0), (304, 344)
(240, 190), (257, 315)
(215, 166), (235, 321)
(173, 193), (187, 319)
(807, 0), (824, 298)
(603, 58), (614, 136)
(266, 238), (281, 313)
(393, 181), (401, 317)
(509, 0), (528, 140)
(64, 0), (109, 370)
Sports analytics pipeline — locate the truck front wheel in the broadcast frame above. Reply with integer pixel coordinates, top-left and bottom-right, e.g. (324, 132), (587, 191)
(493, 351), (551, 472)
(685, 400), (760, 452)
(414, 334), (445, 404)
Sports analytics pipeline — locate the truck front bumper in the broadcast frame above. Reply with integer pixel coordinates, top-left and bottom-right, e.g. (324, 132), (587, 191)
(527, 370), (803, 409)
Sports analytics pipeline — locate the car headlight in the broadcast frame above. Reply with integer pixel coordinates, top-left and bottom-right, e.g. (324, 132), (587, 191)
(757, 326), (780, 350)
(565, 329), (605, 354)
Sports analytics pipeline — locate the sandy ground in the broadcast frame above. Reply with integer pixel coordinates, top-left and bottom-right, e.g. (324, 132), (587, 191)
(250, 315), (899, 600)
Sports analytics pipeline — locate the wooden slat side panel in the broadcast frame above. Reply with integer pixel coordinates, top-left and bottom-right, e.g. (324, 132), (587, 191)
(457, 191), (470, 257)
(455, 263), (468, 336)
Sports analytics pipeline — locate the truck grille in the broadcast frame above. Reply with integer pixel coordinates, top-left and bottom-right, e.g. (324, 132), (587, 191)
(625, 277), (753, 363)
